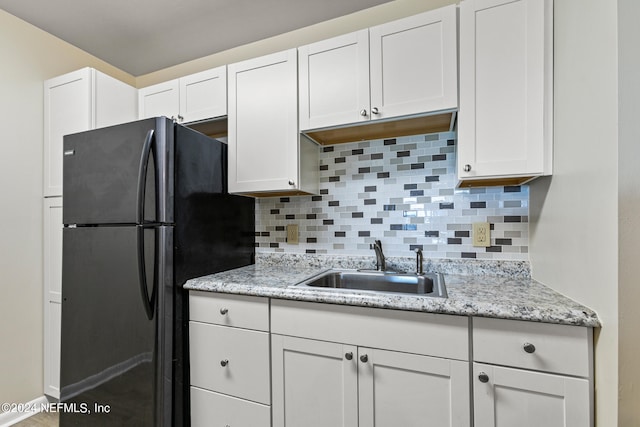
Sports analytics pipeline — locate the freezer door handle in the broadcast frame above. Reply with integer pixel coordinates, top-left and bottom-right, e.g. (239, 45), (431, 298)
(137, 129), (155, 225)
(137, 226), (156, 320)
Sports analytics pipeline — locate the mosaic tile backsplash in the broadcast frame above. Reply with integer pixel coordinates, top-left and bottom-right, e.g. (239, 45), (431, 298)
(255, 131), (529, 261)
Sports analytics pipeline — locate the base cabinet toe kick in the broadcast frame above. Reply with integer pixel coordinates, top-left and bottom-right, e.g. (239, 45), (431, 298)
(188, 291), (594, 427)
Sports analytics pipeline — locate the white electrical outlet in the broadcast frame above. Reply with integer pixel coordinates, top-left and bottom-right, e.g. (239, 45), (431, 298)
(473, 222), (491, 247)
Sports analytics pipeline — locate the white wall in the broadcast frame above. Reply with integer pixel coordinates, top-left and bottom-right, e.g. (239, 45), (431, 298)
(528, 1), (619, 425)
(0, 9), (133, 406)
(617, 0), (640, 424)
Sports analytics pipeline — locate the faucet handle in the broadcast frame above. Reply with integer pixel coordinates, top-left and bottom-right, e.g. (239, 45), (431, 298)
(414, 247), (424, 275)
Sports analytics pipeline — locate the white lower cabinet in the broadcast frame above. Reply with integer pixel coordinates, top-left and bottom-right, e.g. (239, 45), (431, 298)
(270, 300), (470, 427)
(472, 317), (593, 427)
(190, 385), (270, 427)
(272, 335), (469, 427)
(473, 363), (590, 427)
(271, 336), (357, 427)
(188, 294), (594, 427)
(359, 348), (469, 427)
(43, 197), (63, 398)
(188, 292), (271, 426)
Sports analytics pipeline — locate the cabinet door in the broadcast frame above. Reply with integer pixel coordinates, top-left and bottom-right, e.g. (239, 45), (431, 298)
(43, 197), (63, 398)
(474, 363), (591, 427)
(359, 348), (470, 427)
(299, 30), (370, 130)
(179, 66), (227, 123)
(458, 0), (552, 180)
(44, 68), (92, 197)
(271, 335), (358, 427)
(369, 6), (458, 121)
(228, 49), (299, 193)
(138, 80), (180, 120)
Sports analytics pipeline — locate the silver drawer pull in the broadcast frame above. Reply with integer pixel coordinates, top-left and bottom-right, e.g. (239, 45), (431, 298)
(523, 343), (536, 354)
(220, 308), (228, 315)
(220, 359), (229, 367)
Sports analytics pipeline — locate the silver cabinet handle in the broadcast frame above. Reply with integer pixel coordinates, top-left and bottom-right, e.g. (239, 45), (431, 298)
(360, 354), (368, 363)
(360, 109), (367, 117)
(478, 372), (489, 383)
(220, 359), (229, 367)
(464, 164), (472, 172)
(178, 115), (184, 122)
(220, 308), (228, 315)
(288, 180), (295, 186)
(371, 107), (379, 115)
(523, 343), (536, 354)
(345, 352), (353, 360)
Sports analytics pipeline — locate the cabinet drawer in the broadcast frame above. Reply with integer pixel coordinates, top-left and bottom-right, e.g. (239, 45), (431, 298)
(189, 291), (269, 332)
(191, 386), (270, 427)
(473, 318), (592, 377)
(271, 300), (468, 360)
(189, 322), (271, 404)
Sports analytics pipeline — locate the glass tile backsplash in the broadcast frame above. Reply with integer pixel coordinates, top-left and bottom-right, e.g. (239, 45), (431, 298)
(255, 131), (529, 260)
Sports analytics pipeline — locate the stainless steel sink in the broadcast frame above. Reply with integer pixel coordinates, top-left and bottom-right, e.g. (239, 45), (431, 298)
(295, 270), (447, 298)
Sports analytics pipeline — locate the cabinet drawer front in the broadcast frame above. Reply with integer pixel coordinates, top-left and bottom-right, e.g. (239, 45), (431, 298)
(189, 291), (269, 331)
(473, 318), (591, 377)
(271, 300), (468, 360)
(191, 386), (270, 427)
(189, 322), (271, 404)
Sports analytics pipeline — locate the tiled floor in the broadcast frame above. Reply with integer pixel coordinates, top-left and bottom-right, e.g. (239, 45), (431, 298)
(12, 411), (58, 427)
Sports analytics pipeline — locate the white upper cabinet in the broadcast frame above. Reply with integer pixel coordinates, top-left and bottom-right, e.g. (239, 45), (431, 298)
(299, 5), (457, 132)
(44, 68), (137, 197)
(458, 0), (553, 186)
(179, 67), (227, 123)
(138, 66), (227, 123)
(369, 6), (458, 121)
(138, 80), (180, 120)
(299, 30), (370, 131)
(228, 49), (318, 195)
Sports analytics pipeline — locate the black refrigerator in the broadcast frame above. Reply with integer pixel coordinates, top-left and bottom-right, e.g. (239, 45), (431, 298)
(59, 117), (255, 426)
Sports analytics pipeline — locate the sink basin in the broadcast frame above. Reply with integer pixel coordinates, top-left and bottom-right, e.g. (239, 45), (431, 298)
(295, 270), (447, 298)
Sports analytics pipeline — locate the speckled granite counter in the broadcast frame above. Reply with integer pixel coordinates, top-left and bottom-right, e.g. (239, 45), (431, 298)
(184, 255), (600, 328)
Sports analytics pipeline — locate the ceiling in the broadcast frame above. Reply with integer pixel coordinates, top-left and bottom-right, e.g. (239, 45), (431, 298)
(0, 0), (392, 76)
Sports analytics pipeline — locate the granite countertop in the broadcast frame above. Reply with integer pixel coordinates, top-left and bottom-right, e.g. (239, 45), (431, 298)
(184, 255), (601, 328)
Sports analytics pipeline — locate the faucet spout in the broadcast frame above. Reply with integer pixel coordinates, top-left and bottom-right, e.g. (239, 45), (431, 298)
(370, 239), (386, 271)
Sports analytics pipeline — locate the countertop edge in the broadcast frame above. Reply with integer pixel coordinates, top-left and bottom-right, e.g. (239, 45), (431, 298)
(184, 276), (601, 328)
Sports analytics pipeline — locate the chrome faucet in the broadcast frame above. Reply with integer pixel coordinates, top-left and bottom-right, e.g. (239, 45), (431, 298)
(414, 248), (423, 275)
(370, 239), (386, 271)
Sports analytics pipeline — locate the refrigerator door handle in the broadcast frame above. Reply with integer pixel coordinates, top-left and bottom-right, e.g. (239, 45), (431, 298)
(137, 129), (155, 225)
(137, 226), (156, 320)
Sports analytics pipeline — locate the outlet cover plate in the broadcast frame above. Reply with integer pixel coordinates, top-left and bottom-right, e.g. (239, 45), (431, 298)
(287, 224), (299, 244)
(472, 222), (491, 247)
